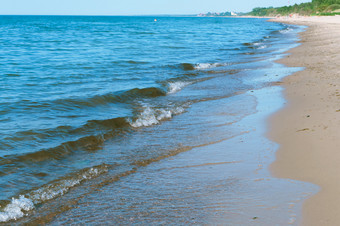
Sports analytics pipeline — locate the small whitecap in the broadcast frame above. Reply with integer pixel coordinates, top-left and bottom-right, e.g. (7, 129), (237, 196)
(256, 45), (267, 49)
(130, 107), (159, 127)
(129, 105), (186, 128)
(168, 81), (191, 94)
(156, 109), (172, 121)
(194, 63), (219, 70)
(0, 195), (34, 222)
(279, 27), (293, 34)
(172, 107), (185, 115)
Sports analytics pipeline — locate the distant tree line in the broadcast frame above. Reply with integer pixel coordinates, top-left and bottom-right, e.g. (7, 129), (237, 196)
(249, 0), (340, 16)
(198, 12), (232, 17)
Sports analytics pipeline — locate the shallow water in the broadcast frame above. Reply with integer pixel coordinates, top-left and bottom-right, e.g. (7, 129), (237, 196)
(0, 16), (317, 223)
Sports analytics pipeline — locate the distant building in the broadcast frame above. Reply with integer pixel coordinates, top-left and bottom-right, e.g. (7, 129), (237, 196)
(231, 12), (237, 16)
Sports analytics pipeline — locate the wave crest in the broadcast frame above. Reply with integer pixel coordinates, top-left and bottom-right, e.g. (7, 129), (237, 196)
(0, 196), (34, 222)
(179, 62), (229, 71)
(129, 106), (185, 128)
(167, 81), (191, 94)
(0, 164), (108, 222)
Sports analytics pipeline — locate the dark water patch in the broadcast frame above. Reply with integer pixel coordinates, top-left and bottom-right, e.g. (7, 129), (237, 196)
(1, 87), (167, 114)
(131, 32), (156, 35)
(4, 73), (20, 77)
(1, 135), (106, 165)
(0, 117), (130, 167)
(177, 62), (233, 71)
(243, 42), (253, 46)
(127, 60), (149, 64)
(180, 63), (196, 71)
(126, 87), (167, 98)
(218, 47), (240, 51)
(163, 46), (186, 49)
(241, 52), (256, 55)
(81, 66), (94, 70)
(111, 60), (150, 65)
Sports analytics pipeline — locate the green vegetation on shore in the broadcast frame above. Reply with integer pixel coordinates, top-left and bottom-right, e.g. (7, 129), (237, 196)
(249, 0), (340, 16)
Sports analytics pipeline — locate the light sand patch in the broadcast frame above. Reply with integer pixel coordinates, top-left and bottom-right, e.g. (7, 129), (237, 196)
(269, 16), (340, 225)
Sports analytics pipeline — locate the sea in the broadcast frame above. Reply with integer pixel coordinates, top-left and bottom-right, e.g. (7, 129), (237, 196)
(0, 16), (318, 224)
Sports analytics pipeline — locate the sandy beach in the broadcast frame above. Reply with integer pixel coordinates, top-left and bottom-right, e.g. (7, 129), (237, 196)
(269, 16), (340, 225)
(2, 15), (337, 224)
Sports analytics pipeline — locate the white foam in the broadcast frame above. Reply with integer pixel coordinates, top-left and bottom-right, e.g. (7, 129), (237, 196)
(156, 109), (172, 121)
(30, 179), (81, 203)
(30, 167), (106, 203)
(256, 45), (268, 49)
(0, 195), (34, 222)
(251, 42), (268, 49)
(130, 107), (159, 127)
(0, 166), (107, 222)
(194, 63), (220, 70)
(168, 81), (191, 94)
(129, 106), (185, 128)
(172, 106), (185, 115)
(279, 27), (293, 34)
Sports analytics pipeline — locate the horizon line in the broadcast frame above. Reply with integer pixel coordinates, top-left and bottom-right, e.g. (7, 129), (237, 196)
(0, 11), (250, 17)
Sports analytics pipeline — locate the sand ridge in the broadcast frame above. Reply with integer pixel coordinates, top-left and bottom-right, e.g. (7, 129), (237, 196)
(269, 16), (340, 225)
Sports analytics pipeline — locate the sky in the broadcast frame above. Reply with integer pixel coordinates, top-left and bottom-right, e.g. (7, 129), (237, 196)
(0, 0), (311, 15)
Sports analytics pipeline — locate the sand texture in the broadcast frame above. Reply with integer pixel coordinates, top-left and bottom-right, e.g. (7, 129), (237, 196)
(269, 16), (340, 225)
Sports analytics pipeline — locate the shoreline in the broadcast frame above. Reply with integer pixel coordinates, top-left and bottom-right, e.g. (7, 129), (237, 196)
(38, 19), (317, 225)
(1, 17), (327, 224)
(269, 17), (340, 225)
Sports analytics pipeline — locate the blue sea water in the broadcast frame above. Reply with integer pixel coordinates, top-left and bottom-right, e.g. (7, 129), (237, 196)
(0, 16), (303, 223)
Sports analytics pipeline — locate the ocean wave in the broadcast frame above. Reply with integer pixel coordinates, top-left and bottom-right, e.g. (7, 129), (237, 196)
(279, 27), (293, 34)
(194, 63), (221, 70)
(1, 101), (187, 168)
(179, 62), (229, 71)
(56, 87), (167, 108)
(243, 42), (264, 50)
(29, 165), (108, 203)
(243, 42), (253, 47)
(0, 164), (108, 223)
(1, 87), (167, 114)
(129, 105), (185, 128)
(0, 117), (129, 169)
(167, 81), (192, 94)
(0, 196), (34, 222)
(253, 42), (268, 50)
(179, 63), (196, 71)
(256, 45), (268, 50)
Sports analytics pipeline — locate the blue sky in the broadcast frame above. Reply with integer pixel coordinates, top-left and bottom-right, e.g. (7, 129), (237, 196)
(0, 0), (311, 15)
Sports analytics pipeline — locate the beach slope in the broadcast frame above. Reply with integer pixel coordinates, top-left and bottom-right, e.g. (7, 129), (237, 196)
(269, 16), (340, 225)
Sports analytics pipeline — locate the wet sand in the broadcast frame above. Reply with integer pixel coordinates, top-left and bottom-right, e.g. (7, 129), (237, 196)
(269, 16), (340, 225)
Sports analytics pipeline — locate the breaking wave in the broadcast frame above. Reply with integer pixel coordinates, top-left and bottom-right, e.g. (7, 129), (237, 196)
(0, 164), (108, 222)
(179, 62), (229, 71)
(279, 27), (294, 34)
(167, 81), (192, 94)
(0, 196), (34, 222)
(129, 105), (186, 128)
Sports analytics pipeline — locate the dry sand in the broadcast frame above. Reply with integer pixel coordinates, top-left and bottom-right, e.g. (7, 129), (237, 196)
(268, 16), (340, 225)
